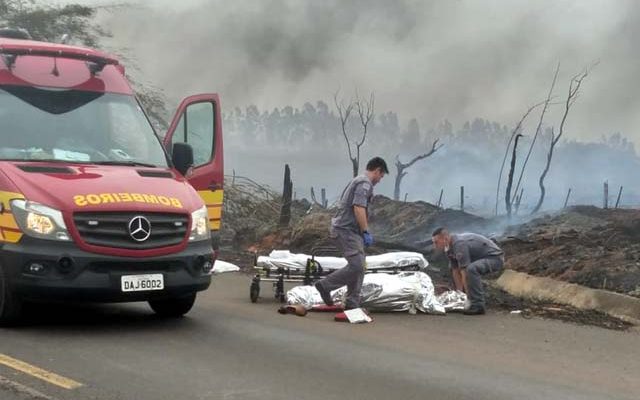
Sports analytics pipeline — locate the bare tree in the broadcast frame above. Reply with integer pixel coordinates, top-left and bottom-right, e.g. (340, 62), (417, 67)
(393, 139), (442, 201)
(511, 63), (561, 209)
(505, 134), (523, 217)
(495, 101), (545, 215)
(531, 66), (592, 214)
(334, 89), (374, 177)
(310, 187), (328, 208)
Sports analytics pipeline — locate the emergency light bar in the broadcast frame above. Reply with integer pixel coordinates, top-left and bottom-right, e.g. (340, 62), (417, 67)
(0, 43), (119, 75)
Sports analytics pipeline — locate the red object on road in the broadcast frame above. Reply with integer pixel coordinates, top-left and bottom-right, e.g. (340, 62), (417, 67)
(311, 304), (344, 312)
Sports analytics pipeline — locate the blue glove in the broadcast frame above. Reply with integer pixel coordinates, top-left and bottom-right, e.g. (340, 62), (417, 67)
(363, 231), (373, 247)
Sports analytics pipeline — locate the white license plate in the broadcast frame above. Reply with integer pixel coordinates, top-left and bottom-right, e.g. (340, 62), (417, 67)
(121, 274), (164, 292)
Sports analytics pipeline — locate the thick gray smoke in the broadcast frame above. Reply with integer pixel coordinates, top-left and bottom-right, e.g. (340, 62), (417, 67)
(60, 0), (640, 211)
(91, 0), (640, 140)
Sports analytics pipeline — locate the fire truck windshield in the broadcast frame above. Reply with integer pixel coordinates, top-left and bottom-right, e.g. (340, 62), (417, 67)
(0, 84), (169, 167)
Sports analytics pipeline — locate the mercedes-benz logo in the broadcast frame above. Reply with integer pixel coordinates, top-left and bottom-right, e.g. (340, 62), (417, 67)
(128, 216), (151, 242)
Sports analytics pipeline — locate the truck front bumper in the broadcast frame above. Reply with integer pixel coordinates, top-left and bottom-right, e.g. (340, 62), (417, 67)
(0, 237), (214, 303)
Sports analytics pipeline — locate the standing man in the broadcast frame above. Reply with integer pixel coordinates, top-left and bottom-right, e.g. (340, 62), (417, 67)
(315, 157), (388, 312)
(431, 227), (504, 315)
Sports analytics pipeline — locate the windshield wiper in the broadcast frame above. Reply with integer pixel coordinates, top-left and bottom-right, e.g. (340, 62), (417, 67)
(93, 161), (158, 168)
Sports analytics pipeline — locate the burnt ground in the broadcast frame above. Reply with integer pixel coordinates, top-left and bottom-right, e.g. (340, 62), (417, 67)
(501, 206), (640, 298)
(219, 247), (633, 331)
(426, 257), (632, 331)
(219, 182), (637, 331)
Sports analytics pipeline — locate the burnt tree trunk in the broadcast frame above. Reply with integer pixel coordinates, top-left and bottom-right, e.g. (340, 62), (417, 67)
(564, 188), (572, 208)
(393, 139), (441, 201)
(505, 134), (523, 217)
(279, 164), (293, 227)
(495, 100), (546, 216)
(615, 186), (623, 208)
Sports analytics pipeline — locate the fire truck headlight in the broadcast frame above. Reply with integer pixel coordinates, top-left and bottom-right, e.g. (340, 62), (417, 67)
(27, 213), (54, 234)
(11, 200), (71, 241)
(189, 206), (210, 242)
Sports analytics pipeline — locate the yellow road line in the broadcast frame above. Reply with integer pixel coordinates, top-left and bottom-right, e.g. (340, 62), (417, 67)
(0, 354), (83, 390)
(0, 375), (58, 400)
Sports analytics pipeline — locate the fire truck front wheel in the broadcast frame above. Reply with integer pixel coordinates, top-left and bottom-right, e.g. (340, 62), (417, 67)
(0, 262), (23, 326)
(148, 292), (196, 317)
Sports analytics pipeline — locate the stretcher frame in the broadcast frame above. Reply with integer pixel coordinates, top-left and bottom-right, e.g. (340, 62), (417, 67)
(249, 246), (424, 303)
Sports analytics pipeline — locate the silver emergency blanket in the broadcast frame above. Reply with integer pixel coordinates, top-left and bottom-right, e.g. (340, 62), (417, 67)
(257, 250), (427, 272)
(436, 290), (467, 311)
(287, 272), (450, 314)
(212, 260), (240, 274)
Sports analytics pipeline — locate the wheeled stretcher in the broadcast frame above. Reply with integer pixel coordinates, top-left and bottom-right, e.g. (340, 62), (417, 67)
(249, 247), (428, 303)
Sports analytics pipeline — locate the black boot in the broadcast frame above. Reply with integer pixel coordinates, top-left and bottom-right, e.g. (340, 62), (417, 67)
(463, 306), (486, 315)
(314, 282), (334, 306)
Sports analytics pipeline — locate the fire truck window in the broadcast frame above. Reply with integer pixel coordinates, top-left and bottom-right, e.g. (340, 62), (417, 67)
(0, 86), (168, 166)
(185, 102), (215, 167)
(110, 101), (150, 159)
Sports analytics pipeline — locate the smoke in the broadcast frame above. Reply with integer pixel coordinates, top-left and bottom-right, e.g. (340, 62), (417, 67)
(47, 0), (640, 211)
(88, 0), (640, 142)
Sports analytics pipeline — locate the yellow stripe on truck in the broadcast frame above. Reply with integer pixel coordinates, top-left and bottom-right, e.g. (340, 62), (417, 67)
(2, 230), (22, 243)
(197, 190), (224, 230)
(207, 206), (222, 220)
(198, 190), (224, 205)
(0, 191), (24, 243)
(0, 213), (19, 230)
(0, 191), (24, 209)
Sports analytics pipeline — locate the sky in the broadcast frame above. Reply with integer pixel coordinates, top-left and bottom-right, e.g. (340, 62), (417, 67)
(54, 0), (640, 144)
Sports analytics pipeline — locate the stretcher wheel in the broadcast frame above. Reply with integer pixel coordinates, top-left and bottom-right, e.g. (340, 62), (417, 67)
(250, 282), (260, 303)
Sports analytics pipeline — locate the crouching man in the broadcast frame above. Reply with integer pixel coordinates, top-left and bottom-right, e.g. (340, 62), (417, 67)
(431, 227), (504, 315)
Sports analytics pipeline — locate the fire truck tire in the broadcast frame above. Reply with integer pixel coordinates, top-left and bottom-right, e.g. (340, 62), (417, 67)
(149, 293), (196, 317)
(0, 263), (23, 326)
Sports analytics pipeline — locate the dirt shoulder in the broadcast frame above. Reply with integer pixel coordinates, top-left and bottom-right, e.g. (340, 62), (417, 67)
(501, 206), (640, 298)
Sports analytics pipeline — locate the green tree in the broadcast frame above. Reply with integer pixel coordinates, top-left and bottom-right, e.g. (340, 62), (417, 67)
(1, 0), (103, 46)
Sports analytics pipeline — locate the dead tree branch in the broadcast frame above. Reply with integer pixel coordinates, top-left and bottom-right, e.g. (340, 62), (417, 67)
(334, 90), (355, 176)
(310, 187), (327, 209)
(353, 91), (375, 177)
(511, 62), (561, 208)
(495, 100), (545, 215)
(505, 134), (523, 217)
(334, 89), (374, 177)
(394, 139), (442, 201)
(532, 65), (593, 214)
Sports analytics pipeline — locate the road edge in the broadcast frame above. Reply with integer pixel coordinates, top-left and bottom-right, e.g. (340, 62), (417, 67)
(496, 269), (640, 325)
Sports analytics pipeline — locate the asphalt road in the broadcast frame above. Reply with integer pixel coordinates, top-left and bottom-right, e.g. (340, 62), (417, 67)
(1, 272), (639, 400)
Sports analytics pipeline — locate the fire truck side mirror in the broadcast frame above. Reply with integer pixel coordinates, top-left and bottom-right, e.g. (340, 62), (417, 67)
(172, 142), (194, 176)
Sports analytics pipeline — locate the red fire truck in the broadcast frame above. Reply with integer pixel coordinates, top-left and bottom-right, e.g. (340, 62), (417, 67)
(0, 29), (224, 324)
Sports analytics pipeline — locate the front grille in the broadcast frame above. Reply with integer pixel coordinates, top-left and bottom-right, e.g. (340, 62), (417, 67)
(89, 260), (184, 273)
(73, 212), (189, 249)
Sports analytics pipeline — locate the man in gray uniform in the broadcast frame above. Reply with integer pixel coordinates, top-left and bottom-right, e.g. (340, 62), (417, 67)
(431, 227), (504, 315)
(315, 157), (388, 312)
